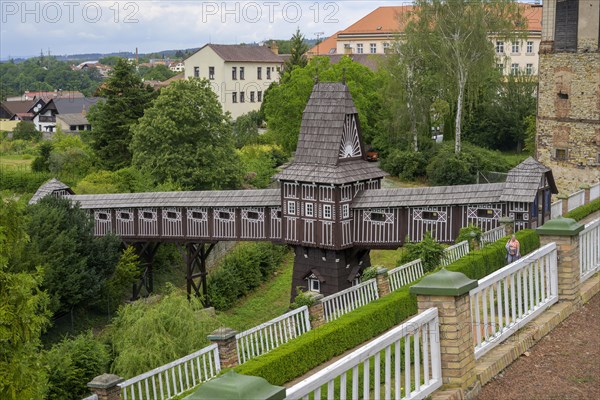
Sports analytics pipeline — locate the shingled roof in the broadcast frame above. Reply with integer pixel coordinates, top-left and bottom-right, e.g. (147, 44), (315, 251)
(499, 157), (557, 202)
(28, 178), (74, 205)
(200, 44), (283, 63)
(68, 189), (281, 210)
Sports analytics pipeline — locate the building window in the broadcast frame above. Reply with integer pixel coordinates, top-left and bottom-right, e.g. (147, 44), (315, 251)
(250, 91), (255, 102)
(240, 67), (245, 80)
(232, 67), (237, 80)
(257, 66), (262, 79)
(257, 91), (263, 102)
(356, 43), (364, 54)
(194, 66), (200, 77)
(209, 67), (215, 80)
(511, 63), (519, 75)
(308, 276), (320, 292)
(232, 92), (237, 103)
(555, 148), (568, 161)
(497, 63), (504, 73)
(239, 91), (245, 103)
(342, 204), (350, 219)
(323, 204), (332, 219)
(526, 41), (534, 54)
(287, 201), (296, 215)
(305, 203), (314, 217)
(266, 67), (271, 80)
(370, 43), (377, 53)
(496, 41), (504, 53)
(526, 63), (533, 75)
(511, 42), (520, 53)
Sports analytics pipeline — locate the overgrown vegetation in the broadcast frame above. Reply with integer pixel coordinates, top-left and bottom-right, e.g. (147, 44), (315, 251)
(564, 198), (600, 222)
(398, 231), (445, 273)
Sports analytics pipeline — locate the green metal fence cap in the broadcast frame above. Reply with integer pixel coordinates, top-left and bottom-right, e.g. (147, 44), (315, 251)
(410, 268), (477, 296)
(184, 371), (286, 400)
(536, 216), (584, 236)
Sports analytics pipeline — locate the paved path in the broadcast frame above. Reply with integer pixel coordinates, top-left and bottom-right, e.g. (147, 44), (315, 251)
(476, 293), (600, 400)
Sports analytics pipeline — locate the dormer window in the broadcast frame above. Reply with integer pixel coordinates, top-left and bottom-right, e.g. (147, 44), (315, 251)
(306, 273), (321, 292)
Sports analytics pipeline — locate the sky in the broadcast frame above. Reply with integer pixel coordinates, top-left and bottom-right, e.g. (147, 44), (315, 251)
(0, 0), (409, 59)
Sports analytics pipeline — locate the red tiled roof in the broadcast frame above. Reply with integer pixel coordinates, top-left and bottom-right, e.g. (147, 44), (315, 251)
(307, 32), (341, 55)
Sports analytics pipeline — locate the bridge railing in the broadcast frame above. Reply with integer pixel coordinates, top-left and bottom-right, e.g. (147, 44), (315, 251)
(567, 189), (585, 212)
(440, 240), (470, 267)
(481, 226), (507, 248)
(285, 308), (442, 400)
(388, 259), (424, 292)
(118, 344), (220, 400)
(322, 279), (379, 322)
(236, 306), (311, 364)
(580, 218), (600, 283)
(470, 243), (558, 360)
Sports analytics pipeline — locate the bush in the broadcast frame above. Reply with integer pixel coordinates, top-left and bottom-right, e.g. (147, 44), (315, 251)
(290, 288), (317, 309)
(0, 168), (52, 194)
(12, 121), (42, 142)
(456, 224), (483, 249)
(564, 197), (600, 222)
(380, 150), (428, 180)
(45, 332), (110, 400)
(207, 243), (288, 310)
(398, 231), (445, 273)
(360, 266), (378, 282)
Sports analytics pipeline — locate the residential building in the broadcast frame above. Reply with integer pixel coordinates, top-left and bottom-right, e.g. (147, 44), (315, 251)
(536, 0), (600, 193)
(55, 113), (92, 133)
(183, 44), (283, 118)
(307, 3), (543, 76)
(0, 99), (45, 121)
(5, 90), (84, 102)
(33, 97), (102, 133)
(169, 62), (185, 72)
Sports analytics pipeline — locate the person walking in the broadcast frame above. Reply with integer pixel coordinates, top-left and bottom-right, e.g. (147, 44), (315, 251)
(506, 234), (521, 264)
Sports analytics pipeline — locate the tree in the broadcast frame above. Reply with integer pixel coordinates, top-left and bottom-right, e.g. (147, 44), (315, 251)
(283, 28), (309, 73)
(264, 56), (383, 153)
(11, 121), (41, 141)
(232, 111), (262, 148)
(131, 79), (242, 190)
(406, 0), (524, 154)
(140, 64), (176, 81)
(87, 58), (156, 170)
(0, 195), (50, 399)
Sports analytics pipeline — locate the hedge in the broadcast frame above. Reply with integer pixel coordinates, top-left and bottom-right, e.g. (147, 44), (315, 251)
(564, 197), (600, 222)
(235, 229), (540, 386)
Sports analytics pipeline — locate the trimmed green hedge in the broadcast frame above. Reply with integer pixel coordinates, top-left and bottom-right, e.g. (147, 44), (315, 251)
(564, 197), (600, 222)
(235, 229), (540, 386)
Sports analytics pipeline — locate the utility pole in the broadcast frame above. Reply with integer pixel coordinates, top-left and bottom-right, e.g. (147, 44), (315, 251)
(314, 32), (324, 55)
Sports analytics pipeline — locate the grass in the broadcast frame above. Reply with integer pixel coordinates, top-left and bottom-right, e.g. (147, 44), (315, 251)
(0, 154), (33, 168)
(382, 175), (428, 189)
(370, 248), (404, 269)
(499, 151), (530, 168)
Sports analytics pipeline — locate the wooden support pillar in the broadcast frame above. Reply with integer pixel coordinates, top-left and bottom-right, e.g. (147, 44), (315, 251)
(182, 242), (216, 306)
(130, 242), (160, 300)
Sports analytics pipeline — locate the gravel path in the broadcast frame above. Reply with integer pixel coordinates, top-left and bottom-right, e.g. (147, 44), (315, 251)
(476, 293), (600, 400)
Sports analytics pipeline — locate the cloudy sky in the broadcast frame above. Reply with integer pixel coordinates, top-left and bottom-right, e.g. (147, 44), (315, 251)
(0, 0), (410, 59)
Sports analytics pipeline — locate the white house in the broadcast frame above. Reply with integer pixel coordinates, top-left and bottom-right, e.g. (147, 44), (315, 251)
(183, 44), (283, 119)
(33, 97), (102, 133)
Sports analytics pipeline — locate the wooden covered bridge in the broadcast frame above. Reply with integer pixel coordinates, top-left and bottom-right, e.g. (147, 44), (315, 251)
(31, 82), (558, 301)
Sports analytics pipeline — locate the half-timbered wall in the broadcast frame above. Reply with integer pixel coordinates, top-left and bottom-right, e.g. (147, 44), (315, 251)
(270, 208), (282, 240)
(241, 207), (266, 239)
(341, 220), (352, 246)
(116, 209), (135, 236)
(187, 208), (209, 238)
(286, 217), (298, 242)
(353, 182), (365, 197)
(507, 201), (530, 231)
(138, 208), (158, 237)
(462, 203), (504, 232)
(162, 208), (183, 237)
(94, 210), (112, 236)
(321, 221), (334, 247)
(301, 184), (316, 200)
(213, 208), (236, 239)
(303, 220), (316, 244)
(284, 182), (298, 199)
(409, 206), (453, 242)
(353, 208), (401, 245)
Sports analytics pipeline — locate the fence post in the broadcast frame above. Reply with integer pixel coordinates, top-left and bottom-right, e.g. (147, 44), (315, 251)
(208, 327), (239, 369)
(410, 269), (479, 395)
(580, 184), (591, 204)
(87, 373), (124, 400)
(306, 293), (325, 329)
(558, 193), (569, 215)
(499, 216), (514, 236)
(537, 217), (585, 304)
(374, 267), (391, 297)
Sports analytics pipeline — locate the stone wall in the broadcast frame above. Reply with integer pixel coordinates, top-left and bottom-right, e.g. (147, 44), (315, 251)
(536, 51), (600, 194)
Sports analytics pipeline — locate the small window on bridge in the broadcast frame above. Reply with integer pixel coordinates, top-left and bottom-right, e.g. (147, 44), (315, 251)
(371, 212), (387, 222)
(97, 212), (109, 221)
(166, 211), (178, 220)
(246, 211), (260, 220)
(218, 211), (231, 220)
(422, 211), (439, 220)
(276, 211), (282, 219)
(191, 211), (205, 220)
(477, 209), (494, 218)
(120, 212), (132, 220)
(142, 211), (154, 220)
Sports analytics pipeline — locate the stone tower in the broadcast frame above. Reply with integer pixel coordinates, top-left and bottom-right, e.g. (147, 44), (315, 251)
(536, 0), (600, 193)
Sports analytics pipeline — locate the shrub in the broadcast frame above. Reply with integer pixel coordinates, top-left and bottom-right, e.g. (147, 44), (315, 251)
(45, 332), (110, 400)
(290, 288), (317, 309)
(456, 224), (483, 249)
(207, 243), (288, 311)
(12, 121), (42, 142)
(398, 231), (444, 273)
(564, 197), (600, 222)
(380, 150), (428, 180)
(360, 266), (379, 282)
(0, 168), (52, 193)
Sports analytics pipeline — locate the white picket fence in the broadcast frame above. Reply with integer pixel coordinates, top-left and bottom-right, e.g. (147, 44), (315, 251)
(236, 306), (311, 364)
(470, 243), (558, 360)
(440, 240), (470, 267)
(580, 218), (600, 283)
(591, 182), (600, 201)
(388, 259), (425, 292)
(568, 190), (585, 212)
(285, 307), (442, 400)
(551, 182), (600, 220)
(551, 200), (562, 219)
(481, 226), (507, 247)
(322, 279), (379, 322)
(118, 344), (220, 400)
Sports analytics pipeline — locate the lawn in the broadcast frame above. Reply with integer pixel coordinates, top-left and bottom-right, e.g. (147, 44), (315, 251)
(370, 248), (404, 269)
(0, 154), (33, 168)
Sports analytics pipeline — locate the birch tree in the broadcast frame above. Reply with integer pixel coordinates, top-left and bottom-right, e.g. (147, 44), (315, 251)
(407, 0), (524, 154)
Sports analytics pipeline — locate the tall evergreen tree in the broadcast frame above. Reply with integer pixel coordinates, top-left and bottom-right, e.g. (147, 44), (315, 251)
(283, 28), (309, 75)
(87, 58), (156, 170)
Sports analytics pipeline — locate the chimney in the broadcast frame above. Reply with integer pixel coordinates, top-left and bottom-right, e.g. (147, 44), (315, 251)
(269, 40), (279, 55)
